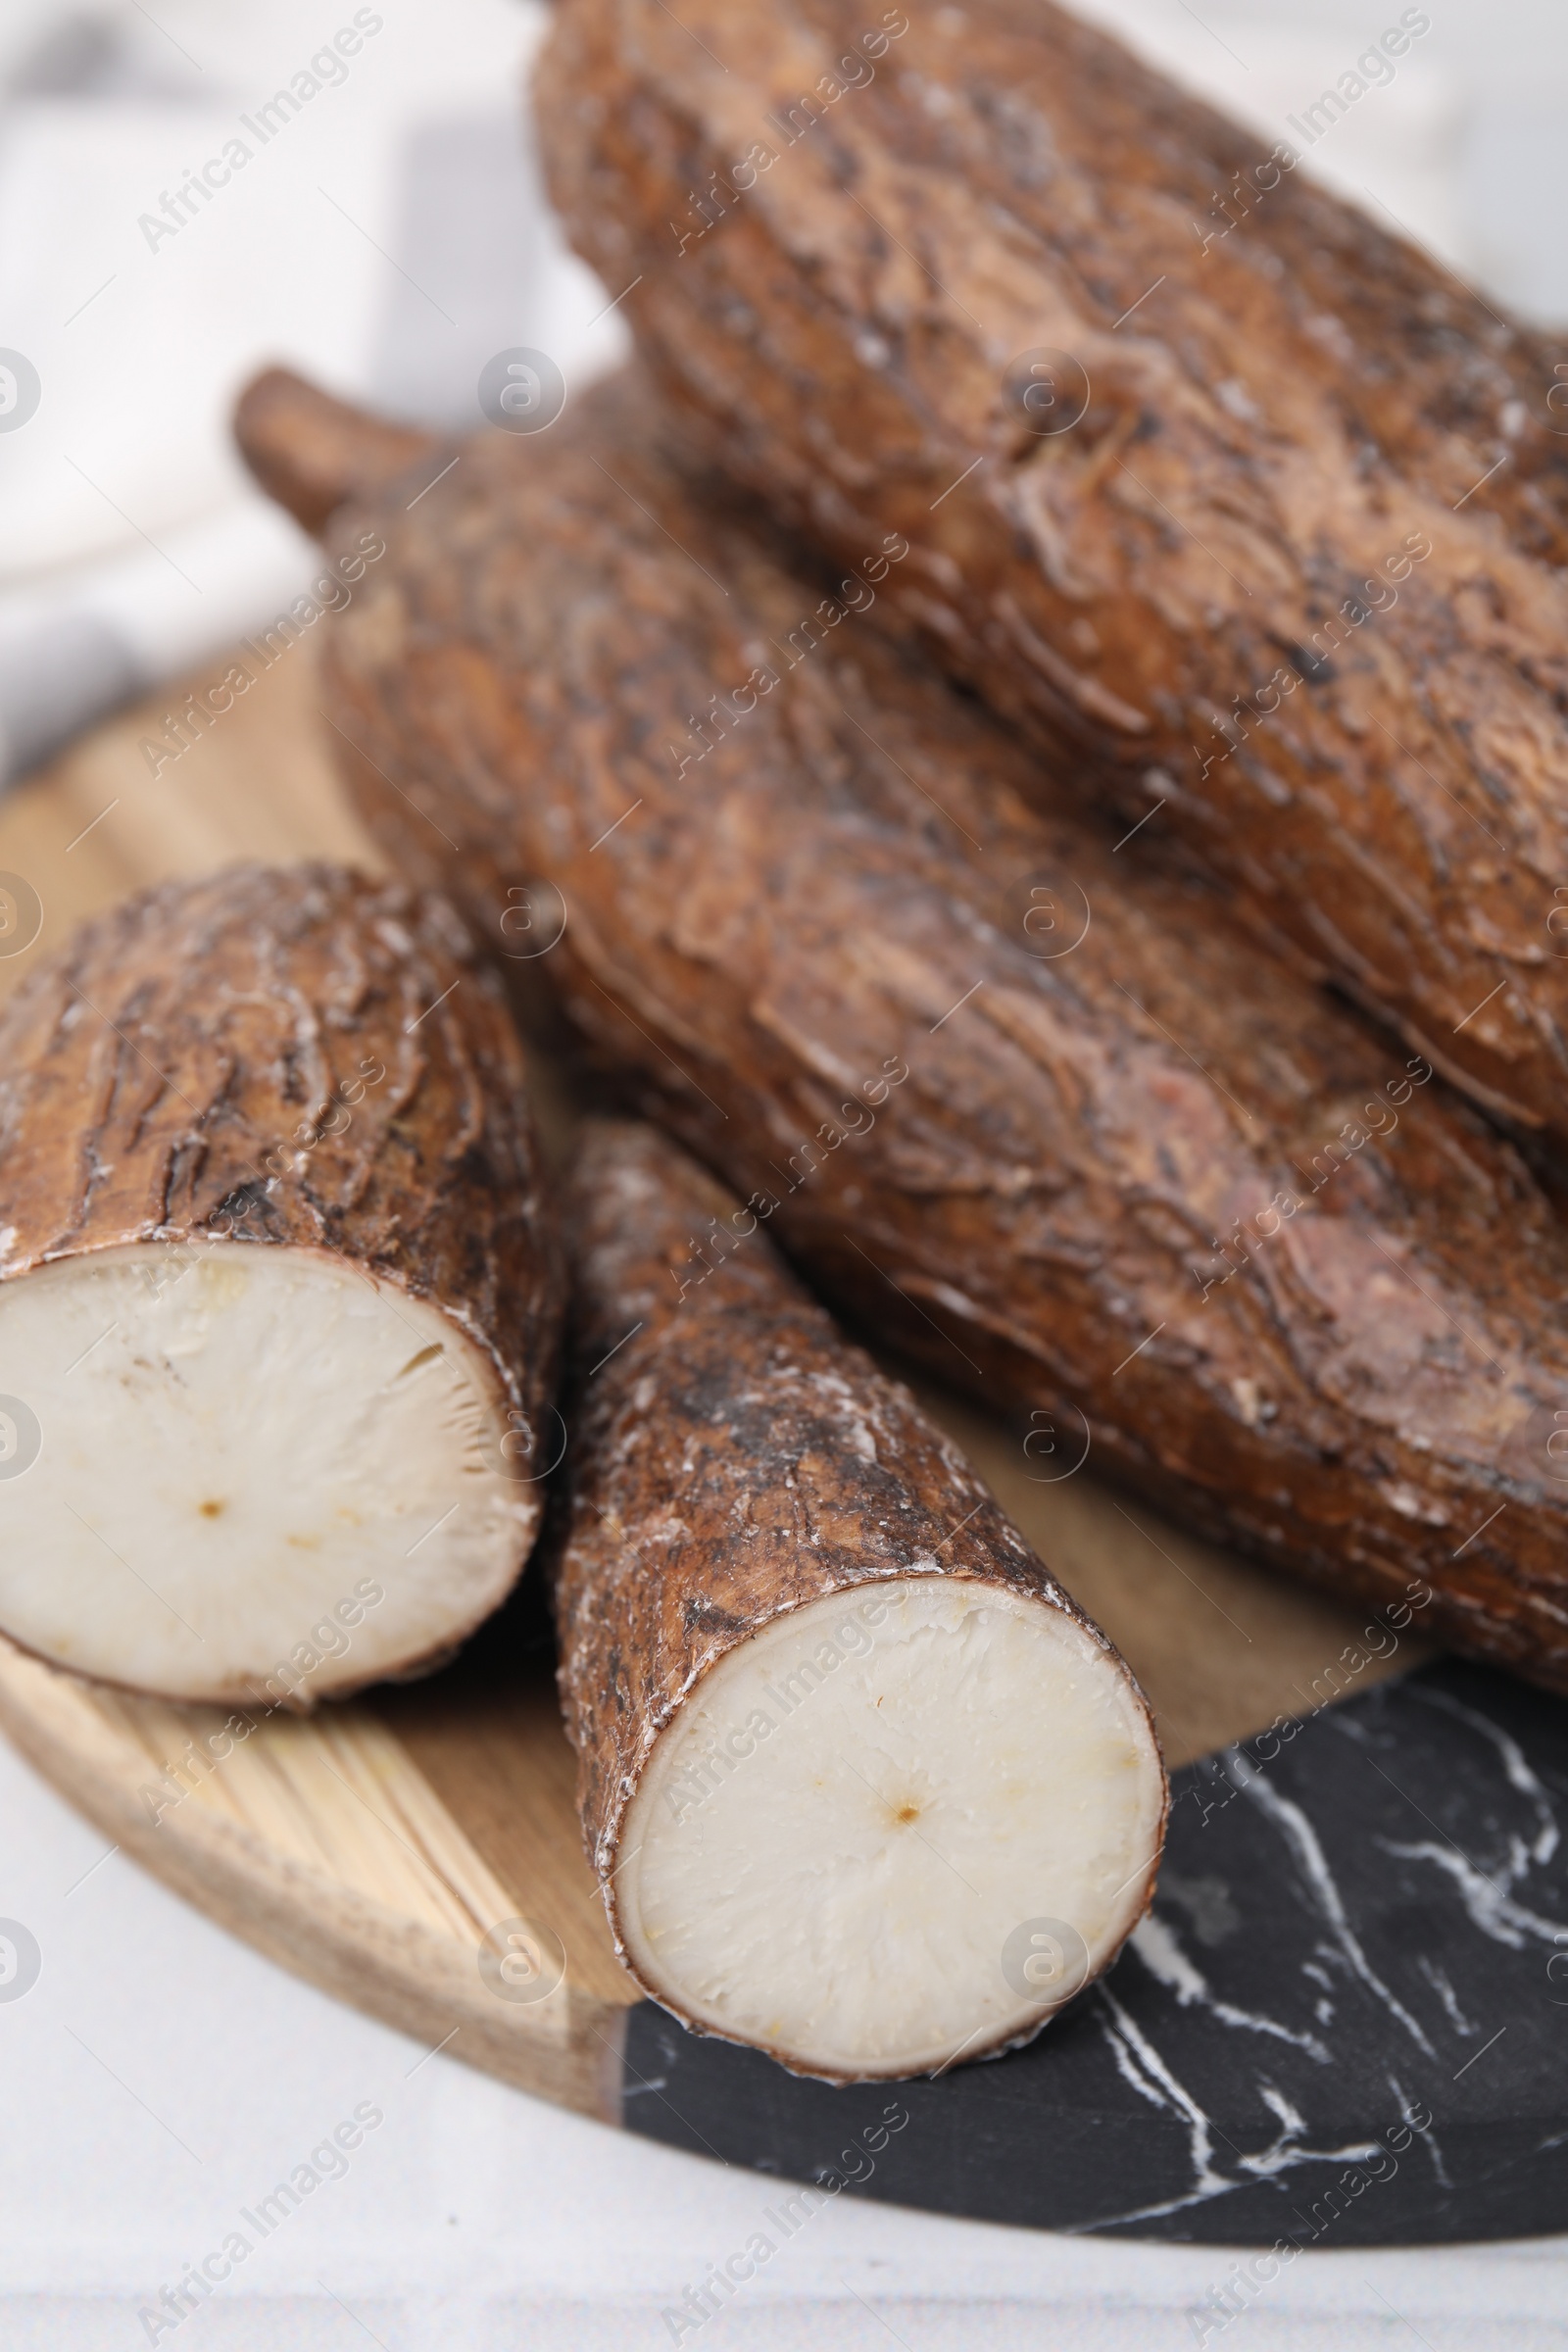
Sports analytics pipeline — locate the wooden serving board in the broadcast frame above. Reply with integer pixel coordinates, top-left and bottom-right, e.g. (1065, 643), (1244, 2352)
(2, 645), (1565, 2244)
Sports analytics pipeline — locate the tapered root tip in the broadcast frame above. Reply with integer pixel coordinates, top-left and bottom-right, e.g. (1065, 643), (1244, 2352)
(234, 367), (441, 536)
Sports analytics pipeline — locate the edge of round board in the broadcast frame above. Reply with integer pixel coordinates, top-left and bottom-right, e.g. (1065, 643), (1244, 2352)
(1, 1626), (1563, 2246)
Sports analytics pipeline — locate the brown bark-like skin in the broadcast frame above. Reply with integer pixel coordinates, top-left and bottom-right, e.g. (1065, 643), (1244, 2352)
(0, 862), (564, 1613)
(554, 1118), (1161, 2075)
(239, 370), (1568, 1693)
(537, 0), (1568, 1144)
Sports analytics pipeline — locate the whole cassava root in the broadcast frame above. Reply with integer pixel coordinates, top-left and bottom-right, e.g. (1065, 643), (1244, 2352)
(536, 0), (1568, 1146)
(553, 1118), (1167, 2081)
(235, 368), (1568, 1695)
(0, 862), (561, 1706)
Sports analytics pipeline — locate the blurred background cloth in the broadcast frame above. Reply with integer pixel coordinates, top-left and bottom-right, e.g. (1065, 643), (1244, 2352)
(0, 0), (627, 786)
(1, 0), (1566, 787)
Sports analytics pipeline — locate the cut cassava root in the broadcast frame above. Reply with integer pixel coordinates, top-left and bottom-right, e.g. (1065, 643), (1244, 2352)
(235, 368), (1568, 1695)
(0, 863), (560, 1706)
(554, 1120), (1166, 2081)
(537, 0), (1568, 1146)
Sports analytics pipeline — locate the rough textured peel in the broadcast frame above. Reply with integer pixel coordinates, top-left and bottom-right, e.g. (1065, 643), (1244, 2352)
(0, 863), (561, 1705)
(235, 370), (1568, 1695)
(553, 1120), (1166, 2081)
(537, 0), (1568, 1145)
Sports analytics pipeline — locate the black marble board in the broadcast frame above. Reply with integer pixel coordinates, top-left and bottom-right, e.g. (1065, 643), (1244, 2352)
(622, 1660), (1568, 2244)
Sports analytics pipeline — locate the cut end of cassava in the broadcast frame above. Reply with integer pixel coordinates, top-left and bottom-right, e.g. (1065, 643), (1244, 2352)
(0, 1243), (539, 1706)
(613, 1577), (1165, 2082)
